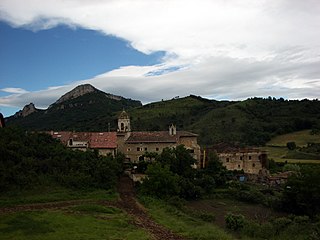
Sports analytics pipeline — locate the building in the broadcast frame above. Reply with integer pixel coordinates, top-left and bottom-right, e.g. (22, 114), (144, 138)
(116, 110), (201, 164)
(202, 143), (268, 174)
(47, 111), (201, 165)
(49, 131), (117, 156)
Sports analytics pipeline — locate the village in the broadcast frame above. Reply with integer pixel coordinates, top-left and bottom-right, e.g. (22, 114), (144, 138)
(48, 110), (290, 186)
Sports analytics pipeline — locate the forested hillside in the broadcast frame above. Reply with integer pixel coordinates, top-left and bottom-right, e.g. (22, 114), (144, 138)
(6, 87), (320, 146)
(129, 96), (320, 146)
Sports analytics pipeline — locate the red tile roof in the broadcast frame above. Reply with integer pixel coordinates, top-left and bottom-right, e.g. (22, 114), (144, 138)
(89, 132), (117, 149)
(49, 131), (117, 149)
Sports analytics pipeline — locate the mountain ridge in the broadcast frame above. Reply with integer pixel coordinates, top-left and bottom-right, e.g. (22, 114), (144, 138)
(5, 85), (320, 146)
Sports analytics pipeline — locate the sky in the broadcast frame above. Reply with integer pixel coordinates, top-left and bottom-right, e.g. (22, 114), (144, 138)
(0, 0), (320, 117)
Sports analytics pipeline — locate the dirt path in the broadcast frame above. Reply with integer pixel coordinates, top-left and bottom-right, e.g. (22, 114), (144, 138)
(117, 176), (186, 240)
(0, 177), (186, 240)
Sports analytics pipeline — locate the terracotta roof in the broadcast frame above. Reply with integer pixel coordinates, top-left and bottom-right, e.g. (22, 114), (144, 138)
(89, 132), (117, 149)
(125, 131), (197, 143)
(49, 131), (117, 149)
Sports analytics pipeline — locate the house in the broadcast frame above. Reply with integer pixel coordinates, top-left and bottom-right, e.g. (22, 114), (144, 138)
(202, 143), (268, 174)
(116, 110), (201, 164)
(49, 131), (117, 156)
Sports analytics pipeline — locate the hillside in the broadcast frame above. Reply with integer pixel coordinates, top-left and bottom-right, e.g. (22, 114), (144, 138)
(7, 84), (142, 131)
(129, 97), (320, 146)
(6, 86), (320, 146)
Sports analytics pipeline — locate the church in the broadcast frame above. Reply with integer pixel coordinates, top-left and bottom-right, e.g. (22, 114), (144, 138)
(49, 110), (201, 165)
(116, 110), (201, 164)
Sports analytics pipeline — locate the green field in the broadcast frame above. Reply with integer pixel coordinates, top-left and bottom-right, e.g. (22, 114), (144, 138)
(0, 186), (117, 207)
(0, 205), (150, 240)
(261, 130), (320, 163)
(139, 196), (233, 240)
(267, 130), (320, 147)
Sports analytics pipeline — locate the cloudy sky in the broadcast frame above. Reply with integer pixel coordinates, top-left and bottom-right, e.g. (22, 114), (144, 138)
(1, 0), (320, 117)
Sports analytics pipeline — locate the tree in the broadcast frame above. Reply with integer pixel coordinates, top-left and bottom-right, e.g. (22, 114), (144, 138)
(282, 166), (320, 216)
(157, 145), (195, 178)
(140, 163), (180, 198)
(203, 152), (228, 186)
(286, 142), (296, 150)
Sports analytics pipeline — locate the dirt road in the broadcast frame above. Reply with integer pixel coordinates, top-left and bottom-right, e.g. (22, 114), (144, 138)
(117, 175), (186, 240)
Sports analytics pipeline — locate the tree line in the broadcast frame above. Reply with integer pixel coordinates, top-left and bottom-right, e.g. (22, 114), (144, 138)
(0, 127), (123, 192)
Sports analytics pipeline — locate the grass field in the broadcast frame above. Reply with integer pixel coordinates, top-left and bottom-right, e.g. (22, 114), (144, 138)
(0, 204), (151, 240)
(0, 186), (117, 207)
(267, 130), (320, 147)
(260, 130), (320, 163)
(139, 196), (234, 240)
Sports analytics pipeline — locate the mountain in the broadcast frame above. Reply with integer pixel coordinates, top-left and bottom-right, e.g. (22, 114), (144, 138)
(6, 84), (142, 131)
(6, 86), (320, 146)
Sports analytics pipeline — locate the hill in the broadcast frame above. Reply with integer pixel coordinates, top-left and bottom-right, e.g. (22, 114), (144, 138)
(6, 84), (142, 131)
(5, 86), (320, 146)
(128, 97), (320, 145)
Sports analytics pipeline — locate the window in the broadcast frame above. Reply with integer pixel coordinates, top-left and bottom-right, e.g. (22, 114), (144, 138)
(249, 156), (252, 160)
(137, 147), (140, 151)
(252, 163), (255, 167)
(240, 156), (243, 160)
(156, 147), (159, 151)
(238, 164), (241, 169)
(121, 122), (124, 131)
(127, 148), (131, 152)
(226, 158), (229, 163)
(144, 147), (148, 151)
(69, 139), (73, 146)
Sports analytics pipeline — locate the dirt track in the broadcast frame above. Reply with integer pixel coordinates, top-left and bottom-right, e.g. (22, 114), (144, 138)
(117, 176), (186, 240)
(0, 176), (186, 240)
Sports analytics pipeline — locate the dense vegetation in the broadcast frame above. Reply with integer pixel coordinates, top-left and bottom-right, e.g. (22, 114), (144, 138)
(7, 94), (320, 146)
(138, 146), (228, 200)
(0, 127), (123, 192)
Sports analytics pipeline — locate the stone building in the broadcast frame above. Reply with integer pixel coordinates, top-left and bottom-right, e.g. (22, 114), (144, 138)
(202, 143), (268, 174)
(116, 110), (201, 164)
(47, 111), (201, 164)
(49, 131), (117, 156)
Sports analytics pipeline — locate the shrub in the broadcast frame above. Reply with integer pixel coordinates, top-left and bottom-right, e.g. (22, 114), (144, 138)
(286, 141), (296, 150)
(225, 213), (245, 231)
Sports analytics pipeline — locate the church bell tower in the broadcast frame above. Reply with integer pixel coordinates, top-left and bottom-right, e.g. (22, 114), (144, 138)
(117, 110), (131, 132)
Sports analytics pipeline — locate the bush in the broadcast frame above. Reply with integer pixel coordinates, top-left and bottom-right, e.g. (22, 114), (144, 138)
(225, 213), (245, 231)
(286, 141), (296, 150)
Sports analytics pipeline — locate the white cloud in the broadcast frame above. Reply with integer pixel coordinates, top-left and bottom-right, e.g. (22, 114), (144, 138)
(1, 87), (29, 94)
(0, 0), (320, 111)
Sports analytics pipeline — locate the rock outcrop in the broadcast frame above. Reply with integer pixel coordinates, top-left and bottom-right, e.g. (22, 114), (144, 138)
(14, 103), (38, 118)
(54, 84), (98, 105)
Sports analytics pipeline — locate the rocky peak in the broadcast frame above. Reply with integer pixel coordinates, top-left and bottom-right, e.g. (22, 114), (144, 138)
(54, 84), (98, 105)
(14, 103), (38, 118)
